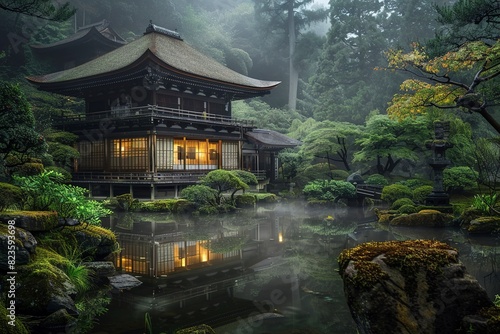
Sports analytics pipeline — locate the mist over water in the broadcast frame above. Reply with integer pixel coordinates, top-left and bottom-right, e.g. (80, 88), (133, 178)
(93, 202), (500, 333)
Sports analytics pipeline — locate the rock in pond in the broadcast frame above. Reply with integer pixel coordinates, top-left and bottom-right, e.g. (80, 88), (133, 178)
(338, 240), (493, 334)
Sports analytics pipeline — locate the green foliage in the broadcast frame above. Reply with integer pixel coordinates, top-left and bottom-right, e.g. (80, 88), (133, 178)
(353, 115), (431, 175)
(398, 204), (418, 214)
(115, 193), (139, 212)
(471, 193), (499, 216)
(391, 198), (415, 210)
(231, 170), (258, 186)
(0, 82), (47, 175)
(48, 141), (79, 169)
(473, 137), (500, 192)
(201, 169), (249, 204)
(381, 184), (413, 205)
(303, 179), (357, 202)
(13, 170), (111, 225)
(180, 185), (218, 206)
(0, 0), (76, 21)
(413, 185), (434, 204)
(398, 178), (429, 190)
(278, 149), (304, 180)
(443, 166), (478, 192)
(45, 165), (71, 181)
(365, 174), (389, 186)
(235, 193), (256, 208)
(0, 182), (22, 211)
(44, 131), (78, 146)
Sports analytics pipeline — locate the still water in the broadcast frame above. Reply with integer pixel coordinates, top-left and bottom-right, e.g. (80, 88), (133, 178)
(92, 202), (500, 334)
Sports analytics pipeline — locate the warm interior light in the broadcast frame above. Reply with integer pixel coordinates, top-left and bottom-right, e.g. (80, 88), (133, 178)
(121, 257), (132, 272)
(278, 232), (283, 243)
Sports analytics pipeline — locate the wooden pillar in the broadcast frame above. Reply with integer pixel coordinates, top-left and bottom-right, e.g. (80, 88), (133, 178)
(150, 184), (155, 200)
(109, 184), (114, 198)
(129, 184), (133, 197)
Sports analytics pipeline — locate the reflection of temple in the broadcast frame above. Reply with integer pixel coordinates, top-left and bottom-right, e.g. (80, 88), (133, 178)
(96, 214), (290, 331)
(107, 215), (285, 277)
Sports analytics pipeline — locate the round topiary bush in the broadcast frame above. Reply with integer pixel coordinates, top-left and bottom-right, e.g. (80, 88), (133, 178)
(413, 185), (434, 204)
(381, 184), (413, 205)
(365, 174), (389, 186)
(391, 198), (415, 210)
(398, 204), (418, 214)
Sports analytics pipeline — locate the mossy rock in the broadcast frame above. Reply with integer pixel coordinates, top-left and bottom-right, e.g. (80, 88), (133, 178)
(466, 216), (500, 235)
(137, 199), (177, 212)
(0, 211), (59, 232)
(374, 209), (398, 225)
(39, 308), (77, 333)
(0, 303), (30, 334)
(254, 193), (278, 203)
(390, 211), (454, 227)
(17, 256), (78, 316)
(0, 182), (22, 212)
(235, 194), (256, 208)
(59, 225), (118, 260)
(0, 224), (36, 270)
(338, 240), (492, 333)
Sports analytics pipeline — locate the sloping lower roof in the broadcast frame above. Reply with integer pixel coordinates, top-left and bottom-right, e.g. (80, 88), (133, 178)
(245, 129), (301, 149)
(27, 25), (280, 93)
(30, 19), (126, 51)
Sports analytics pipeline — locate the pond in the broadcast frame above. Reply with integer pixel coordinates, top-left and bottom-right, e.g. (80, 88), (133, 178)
(91, 202), (500, 334)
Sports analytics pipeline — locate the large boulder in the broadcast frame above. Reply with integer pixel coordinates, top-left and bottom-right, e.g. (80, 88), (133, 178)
(389, 209), (454, 227)
(60, 225), (119, 260)
(338, 240), (493, 334)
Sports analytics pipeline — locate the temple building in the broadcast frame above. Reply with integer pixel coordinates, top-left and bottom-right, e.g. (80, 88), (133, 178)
(27, 22), (299, 199)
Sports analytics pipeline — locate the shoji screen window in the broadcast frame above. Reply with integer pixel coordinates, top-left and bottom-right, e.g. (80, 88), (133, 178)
(111, 138), (148, 170)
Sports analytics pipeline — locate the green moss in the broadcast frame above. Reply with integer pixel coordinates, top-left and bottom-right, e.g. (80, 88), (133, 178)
(0, 210), (59, 231)
(172, 199), (197, 214)
(0, 304), (29, 334)
(0, 183), (22, 211)
(391, 198), (415, 210)
(254, 193), (278, 203)
(338, 240), (457, 294)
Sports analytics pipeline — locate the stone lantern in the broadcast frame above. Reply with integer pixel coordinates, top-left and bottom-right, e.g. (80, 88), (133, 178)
(425, 121), (453, 206)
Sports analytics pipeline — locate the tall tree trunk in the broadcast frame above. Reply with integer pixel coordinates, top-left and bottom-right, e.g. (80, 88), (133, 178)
(287, 0), (298, 110)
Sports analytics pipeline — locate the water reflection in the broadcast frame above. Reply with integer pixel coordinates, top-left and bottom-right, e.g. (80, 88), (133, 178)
(93, 203), (500, 334)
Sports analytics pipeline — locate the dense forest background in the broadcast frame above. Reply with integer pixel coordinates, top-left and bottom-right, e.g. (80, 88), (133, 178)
(1, 0), (499, 191)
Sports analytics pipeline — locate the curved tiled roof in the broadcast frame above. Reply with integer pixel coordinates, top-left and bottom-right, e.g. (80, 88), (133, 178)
(30, 20), (126, 50)
(245, 129), (301, 148)
(27, 29), (280, 91)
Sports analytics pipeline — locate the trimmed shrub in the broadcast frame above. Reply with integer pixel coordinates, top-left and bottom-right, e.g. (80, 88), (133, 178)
(381, 184), (413, 205)
(397, 178), (429, 190)
(0, 182), (22, 211)
(444, 166), (478, 192)
(413, 185), (434, 204)
(235, 194), (256, 208)
(391, 198), (414, 210)
(331, 169), (350, 180)
(254, 193), (278, 203)
(365, 174), (389, 186)
(398, 204), (418, 214)
(303, 179), (356, 202)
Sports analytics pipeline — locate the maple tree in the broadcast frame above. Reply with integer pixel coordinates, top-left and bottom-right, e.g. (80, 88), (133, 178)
(385, 39), (500, 135)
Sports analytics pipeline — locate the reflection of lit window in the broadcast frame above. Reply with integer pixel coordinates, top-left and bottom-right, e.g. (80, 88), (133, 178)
(278, 232), (283, 243)
(121, 257), (132, 272)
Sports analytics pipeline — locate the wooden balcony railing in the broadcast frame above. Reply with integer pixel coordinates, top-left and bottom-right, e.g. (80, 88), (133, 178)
(71, 170), (268, 184)
(53, 104), (254, 127)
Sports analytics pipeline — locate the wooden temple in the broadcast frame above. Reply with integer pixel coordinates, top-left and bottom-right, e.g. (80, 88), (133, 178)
(27, 22), (300, 199)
